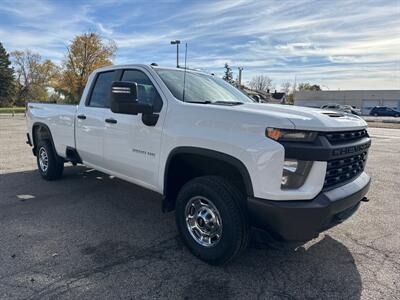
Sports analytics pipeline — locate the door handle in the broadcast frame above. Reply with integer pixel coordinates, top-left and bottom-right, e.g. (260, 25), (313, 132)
(77, 114), (86, 120)
(105, 118), (117, 124)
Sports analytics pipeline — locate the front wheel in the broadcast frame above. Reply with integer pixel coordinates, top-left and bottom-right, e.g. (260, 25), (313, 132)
(175, 176), (249, 265)
(36, 140), (64, 180)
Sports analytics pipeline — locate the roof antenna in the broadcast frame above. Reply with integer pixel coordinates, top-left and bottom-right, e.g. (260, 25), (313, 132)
(182, 43), (188, 102)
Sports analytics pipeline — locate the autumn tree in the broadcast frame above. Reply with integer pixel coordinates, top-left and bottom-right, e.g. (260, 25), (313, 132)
(55, 32), (117, 103)
(249, 75), (273, 92)
(0, 42), (15, 107)
(222, 63), (235, 85)
(11, 50), (57, 106)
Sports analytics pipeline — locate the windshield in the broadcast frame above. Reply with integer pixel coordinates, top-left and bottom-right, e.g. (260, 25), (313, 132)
(155, 68), (252, 104)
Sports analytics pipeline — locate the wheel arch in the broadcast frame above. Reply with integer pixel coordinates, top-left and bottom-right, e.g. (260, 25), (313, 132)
(32, 122), (57, 156)
(162, 147), (253, 212)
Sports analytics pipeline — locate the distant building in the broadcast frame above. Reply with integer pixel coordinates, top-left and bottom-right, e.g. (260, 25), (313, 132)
(294, 90), (400, 115)
(242, 87), (287, 104)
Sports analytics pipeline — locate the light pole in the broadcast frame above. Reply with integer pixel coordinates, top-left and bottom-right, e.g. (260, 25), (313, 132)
(170, 40), (181, 68)
(238, 67), (243, 88)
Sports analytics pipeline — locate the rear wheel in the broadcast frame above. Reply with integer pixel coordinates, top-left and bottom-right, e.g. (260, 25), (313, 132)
(175, 176), (249, 265)
(36, 140), (64, 180)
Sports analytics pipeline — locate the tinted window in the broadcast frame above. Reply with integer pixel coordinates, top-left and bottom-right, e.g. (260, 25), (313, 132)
(88, 71), (116, 107)
(121, 70), (163, 112)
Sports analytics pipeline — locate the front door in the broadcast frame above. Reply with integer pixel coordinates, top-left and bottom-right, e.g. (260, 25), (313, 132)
(75, 70), (118, 168)
(103, 68), (165, 190)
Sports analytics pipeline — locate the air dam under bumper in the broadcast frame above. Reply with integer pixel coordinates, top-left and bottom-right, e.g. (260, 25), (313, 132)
(247, 172), (371, 241)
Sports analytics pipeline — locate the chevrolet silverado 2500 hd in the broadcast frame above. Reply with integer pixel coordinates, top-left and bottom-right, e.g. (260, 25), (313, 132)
(26, 64), (371, 265)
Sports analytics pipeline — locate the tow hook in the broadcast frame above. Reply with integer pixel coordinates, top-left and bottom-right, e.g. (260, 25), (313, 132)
(361, 197), (369, 202)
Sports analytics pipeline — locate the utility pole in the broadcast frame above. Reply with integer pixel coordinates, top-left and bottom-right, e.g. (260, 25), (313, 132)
(170, 40), (181, 68)
(238, 67), (243, 88)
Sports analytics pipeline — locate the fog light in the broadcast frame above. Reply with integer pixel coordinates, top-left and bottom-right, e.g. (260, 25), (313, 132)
(281, 159), (313, 189)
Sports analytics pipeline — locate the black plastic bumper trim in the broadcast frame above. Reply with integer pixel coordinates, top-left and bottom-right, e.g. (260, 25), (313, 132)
(247, 174), (371, 241)
(281, 136), (371, 161)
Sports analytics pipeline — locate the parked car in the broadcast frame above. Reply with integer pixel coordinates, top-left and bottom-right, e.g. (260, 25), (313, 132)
(343, 105), (361, 116)
(369, 106), (400, 117)
(321, 103), (360, 115)
(26, 64), (371, 265)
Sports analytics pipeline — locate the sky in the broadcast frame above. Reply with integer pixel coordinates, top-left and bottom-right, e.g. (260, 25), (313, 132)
(0, 0), (399, 90)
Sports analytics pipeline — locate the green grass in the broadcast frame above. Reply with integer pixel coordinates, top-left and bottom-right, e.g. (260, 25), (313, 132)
(0, 107), (26, 114)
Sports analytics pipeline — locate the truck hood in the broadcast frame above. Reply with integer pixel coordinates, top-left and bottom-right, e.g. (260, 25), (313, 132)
(237, 103), (367, 131)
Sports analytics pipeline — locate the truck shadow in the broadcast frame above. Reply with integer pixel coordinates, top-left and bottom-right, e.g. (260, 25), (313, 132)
(0, 166), (361, 299)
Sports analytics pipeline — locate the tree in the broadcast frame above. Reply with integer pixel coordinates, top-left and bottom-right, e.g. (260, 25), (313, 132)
(11, 50), (57, 106)
(222, 63), (235, 85)
(55, 32), (117, 103)
(0, 42), (15, 107)
(249, 75), (273, 92)
(280, 81), (291, 95)
(287, 93), (294, 104)
(297, 83), (321, 91)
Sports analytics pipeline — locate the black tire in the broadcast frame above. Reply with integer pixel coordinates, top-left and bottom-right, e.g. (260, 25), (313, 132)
(175, 176), (249, 265)
(36, 139), (64, 180)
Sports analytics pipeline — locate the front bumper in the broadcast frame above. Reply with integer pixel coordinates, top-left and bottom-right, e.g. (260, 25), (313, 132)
(247, 172), (370, 241)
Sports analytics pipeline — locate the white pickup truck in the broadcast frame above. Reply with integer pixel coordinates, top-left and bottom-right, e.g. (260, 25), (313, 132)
(26, 64), (371, 264)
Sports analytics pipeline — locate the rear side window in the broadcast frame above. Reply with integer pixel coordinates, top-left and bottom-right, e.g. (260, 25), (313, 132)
(121, 70), (163, 112)
(88, 71), (117, 107)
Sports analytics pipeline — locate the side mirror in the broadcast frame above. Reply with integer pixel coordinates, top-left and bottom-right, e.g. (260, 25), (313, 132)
(110, 81), (153, 115)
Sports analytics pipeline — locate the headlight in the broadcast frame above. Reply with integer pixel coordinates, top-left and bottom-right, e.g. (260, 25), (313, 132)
(281, 159), (313, 189)
(266, 128), (317, 142)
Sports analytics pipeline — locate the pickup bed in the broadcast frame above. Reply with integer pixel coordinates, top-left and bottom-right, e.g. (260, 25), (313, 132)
(27, 64), (371, 264)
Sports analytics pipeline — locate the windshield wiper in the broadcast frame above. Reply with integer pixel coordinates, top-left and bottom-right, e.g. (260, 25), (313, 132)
(184, 100), (244, 106)
(211, 101), (244, 106)
(184, 100), (212, 104)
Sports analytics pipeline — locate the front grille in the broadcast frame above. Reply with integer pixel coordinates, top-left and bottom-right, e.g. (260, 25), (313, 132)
(324, 129), (369, 144)
(324, 151), (368, 189)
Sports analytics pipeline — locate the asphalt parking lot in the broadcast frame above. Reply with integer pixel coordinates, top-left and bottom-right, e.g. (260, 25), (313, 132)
(0, 116), (399, 300)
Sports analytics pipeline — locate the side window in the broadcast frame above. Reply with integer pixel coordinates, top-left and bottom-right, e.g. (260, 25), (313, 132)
(121, 70), (163, 112)
(88, 71), (117, 107)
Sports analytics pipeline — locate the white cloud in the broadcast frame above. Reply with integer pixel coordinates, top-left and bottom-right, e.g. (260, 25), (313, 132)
(0, 0), (399, 89)
(97, 23), (113, 35)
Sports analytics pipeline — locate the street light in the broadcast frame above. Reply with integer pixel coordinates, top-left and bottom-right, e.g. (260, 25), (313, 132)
(238, 67), (243, 88)
(170, 40), (181, 68)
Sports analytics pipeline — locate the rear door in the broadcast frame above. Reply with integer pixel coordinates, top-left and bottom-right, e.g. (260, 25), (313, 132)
(103, 67), (165, 190)
(75, 70), (119, 168)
